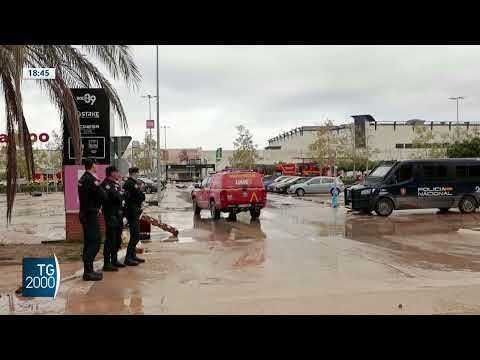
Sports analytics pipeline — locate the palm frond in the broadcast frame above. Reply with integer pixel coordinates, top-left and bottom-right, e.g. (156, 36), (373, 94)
(0, 44), (140, 223)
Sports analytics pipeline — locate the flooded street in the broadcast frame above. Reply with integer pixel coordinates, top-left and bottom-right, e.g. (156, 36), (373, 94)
(3, 186), (480, 314)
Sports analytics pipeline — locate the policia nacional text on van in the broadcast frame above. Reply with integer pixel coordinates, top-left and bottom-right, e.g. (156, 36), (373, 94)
(345, 158), (480, 216)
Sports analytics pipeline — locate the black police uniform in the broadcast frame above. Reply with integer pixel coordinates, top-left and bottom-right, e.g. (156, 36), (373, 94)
(101, 176), (125, 269)
(78, 171), (108, 277)
(123, 177), (146, 263)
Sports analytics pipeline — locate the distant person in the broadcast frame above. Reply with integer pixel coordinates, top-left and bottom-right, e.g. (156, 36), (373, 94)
(101, 166), (126, 271)
(123, 167), (146, 266)
(78, 158), (108, 281)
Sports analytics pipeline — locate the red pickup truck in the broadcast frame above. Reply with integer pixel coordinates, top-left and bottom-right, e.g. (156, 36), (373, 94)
(191, 170), (266, 220)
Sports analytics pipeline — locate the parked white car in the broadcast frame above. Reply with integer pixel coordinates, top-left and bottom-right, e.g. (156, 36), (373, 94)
(288, 176), (344, 197)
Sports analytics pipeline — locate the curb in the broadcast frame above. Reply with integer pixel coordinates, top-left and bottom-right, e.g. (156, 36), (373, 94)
(61, 248), (128, 283)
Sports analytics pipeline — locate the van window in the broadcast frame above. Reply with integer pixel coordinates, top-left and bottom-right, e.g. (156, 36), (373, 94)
(369, 164), (394, 178)
(456, 166), (468, 178)
(422, 164), (449, 180)
(437, 165), (448, 178)
(469, 165), (480, 177)
(201, 178), (208, 187)
(393, 164), (413, 183)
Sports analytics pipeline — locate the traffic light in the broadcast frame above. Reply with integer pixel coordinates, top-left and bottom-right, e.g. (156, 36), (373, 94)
(216, 147), (222, 160)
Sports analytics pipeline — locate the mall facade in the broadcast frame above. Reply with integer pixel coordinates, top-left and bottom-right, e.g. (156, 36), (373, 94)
(128, 116), (480, 177)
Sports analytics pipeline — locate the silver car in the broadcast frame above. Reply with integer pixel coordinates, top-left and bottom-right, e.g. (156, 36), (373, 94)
(288, 176), (344, 197)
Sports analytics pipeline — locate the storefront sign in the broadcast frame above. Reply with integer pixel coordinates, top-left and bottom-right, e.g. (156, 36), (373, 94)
(0, 133), (50, 143)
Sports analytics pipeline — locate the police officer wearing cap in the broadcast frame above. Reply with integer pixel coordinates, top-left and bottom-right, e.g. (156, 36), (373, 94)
(101, 165), (126, 271)
(78, 158), (108, 281)
(123, 167), (146, 266)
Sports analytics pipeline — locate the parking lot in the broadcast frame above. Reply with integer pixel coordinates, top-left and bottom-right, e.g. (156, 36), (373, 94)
(4, 185), (480, 314)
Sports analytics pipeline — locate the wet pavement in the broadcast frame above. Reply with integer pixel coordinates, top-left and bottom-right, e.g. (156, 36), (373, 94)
(0, 193), (65, 244)
(3, 186), (480, 314)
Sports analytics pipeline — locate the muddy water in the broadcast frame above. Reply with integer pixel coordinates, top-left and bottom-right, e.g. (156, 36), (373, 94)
(5, 187), (480, 314)
(0, 193), (66, 244)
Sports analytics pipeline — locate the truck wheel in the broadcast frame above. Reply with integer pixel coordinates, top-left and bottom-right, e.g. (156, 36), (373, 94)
(296, 188), (305, 197)
(193, 199), (201, 215)
(250, 208), (261, 219)
(210, 200), (221, 219)
(459, 196), (477, 214)
(374, 198), (394, 217)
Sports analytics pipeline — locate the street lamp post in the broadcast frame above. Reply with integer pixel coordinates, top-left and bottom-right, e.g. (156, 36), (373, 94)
(141, 94), (157, 172)
(160, 125), (170, 180)
(156, 45), (161, 204)
(449, 96), (465, 141)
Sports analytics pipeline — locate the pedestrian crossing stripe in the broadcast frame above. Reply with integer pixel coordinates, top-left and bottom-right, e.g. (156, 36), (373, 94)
(250, 192), (258, 203)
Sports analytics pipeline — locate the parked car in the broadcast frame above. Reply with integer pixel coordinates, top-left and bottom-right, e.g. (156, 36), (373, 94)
(138, 177), (158, 194)
(271, 176), (302, 193)
(288, 176), (344, 197)
(263, 174), (281, 189)
(191, 170), (266, 220)
(266, 176), (294, 192)
(264, 175), (291, 190)
(276, 177), (309, 194)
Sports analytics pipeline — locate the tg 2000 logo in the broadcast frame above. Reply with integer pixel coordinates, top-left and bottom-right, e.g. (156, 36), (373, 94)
(76, 93), (96, 105)
(22, 255), (60, 298)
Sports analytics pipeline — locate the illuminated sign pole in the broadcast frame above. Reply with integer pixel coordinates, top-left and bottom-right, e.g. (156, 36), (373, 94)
(142, 94), (157, 171)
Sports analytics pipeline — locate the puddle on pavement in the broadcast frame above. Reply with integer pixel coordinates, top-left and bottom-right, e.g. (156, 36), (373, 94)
(0, 292), (66, 315)
(343, 211), (480, 272)
(187, 215), (267, 244)
(176, 236), (196, 243)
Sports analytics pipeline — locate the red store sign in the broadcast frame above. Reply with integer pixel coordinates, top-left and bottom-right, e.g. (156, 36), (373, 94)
(0, 133), (50, 143)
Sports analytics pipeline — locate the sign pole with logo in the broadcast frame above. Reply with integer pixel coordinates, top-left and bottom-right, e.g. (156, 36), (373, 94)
(146, 120), (154, 172)
(63, 88), (110, 242)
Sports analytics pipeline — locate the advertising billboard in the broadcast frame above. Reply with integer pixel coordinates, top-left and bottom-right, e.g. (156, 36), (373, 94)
(63, 88), (110, 165)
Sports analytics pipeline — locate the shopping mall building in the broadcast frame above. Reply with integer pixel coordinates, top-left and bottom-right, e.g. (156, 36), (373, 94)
(133, 116), (480, 178)
(203, 116), (480, 171)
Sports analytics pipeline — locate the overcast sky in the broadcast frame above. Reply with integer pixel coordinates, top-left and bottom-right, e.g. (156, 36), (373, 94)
(3, 45), (480, 150)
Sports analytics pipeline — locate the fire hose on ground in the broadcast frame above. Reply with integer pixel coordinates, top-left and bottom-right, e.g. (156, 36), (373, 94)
(140, 214), (179, 237)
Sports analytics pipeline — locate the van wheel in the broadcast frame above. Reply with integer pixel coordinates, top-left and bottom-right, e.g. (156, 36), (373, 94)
(210, 200), (220, 219)
(459, 196), (477, 214)
(438, 208), (450, 213)
(374, 198), (394, 216)
(296, 188), (305, 197)
(250, 208), (261, 219)
(193, 199), (201, 215)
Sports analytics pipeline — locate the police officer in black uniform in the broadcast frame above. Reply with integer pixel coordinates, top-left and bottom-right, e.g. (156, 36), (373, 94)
(123, 167), (146, 266)
(101, 165), (127, 271)
(78, 158), (108, 281)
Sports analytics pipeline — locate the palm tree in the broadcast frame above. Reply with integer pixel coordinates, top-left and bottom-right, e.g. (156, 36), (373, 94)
(0, 45), (141, 223)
